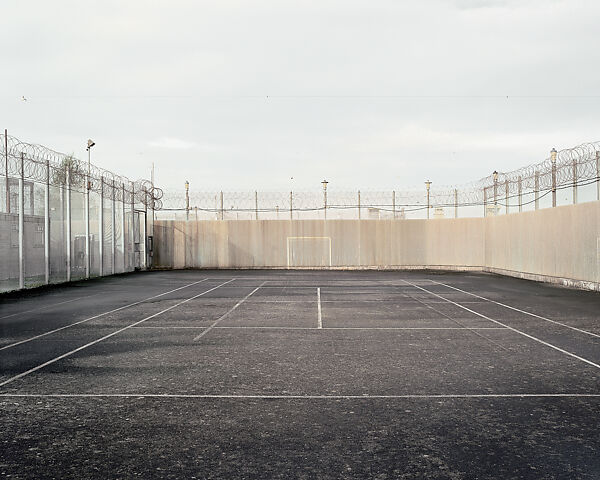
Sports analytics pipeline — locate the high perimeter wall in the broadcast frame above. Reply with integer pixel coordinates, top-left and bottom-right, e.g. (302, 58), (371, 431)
(154, 200), (600, 290)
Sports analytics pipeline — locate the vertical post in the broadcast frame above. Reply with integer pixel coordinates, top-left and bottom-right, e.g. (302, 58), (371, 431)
(534, 171), (540, 210)
(65, 163), (71, 282)
(195, 206), (198, 221)
(4, 129), (9, 214)
(44, 160), (50, 284)
(551, 148), (557, 207)
(18, 153), (25, 289)
(357, 190), (361, 220)
(454, 189), (458, 218)
(111, 179), (116, 275)
(255, 191), (258, 220)
(493, 172), (498, 215)
(518, 176), (522, 213)
(483, 187), (487, 217)
(289, 191), (293, 220)
(572, 157), (577, 204)
(142, 187), (147, 269)
(505, 180), (509, 215)
(596, 151), (600, 201)
(185, 181), (190, 221)
(425, 181), (431, 219)
(85, 171), (90, 278)
(220, 190), (224, 220)
(99, 176), (104, 276)
(276, 205), (279, 220)
(121, 183), (126, 273)
(392, 190), (396, 219)
(130, 182), (135, 270)
(321, 180), (328, 220)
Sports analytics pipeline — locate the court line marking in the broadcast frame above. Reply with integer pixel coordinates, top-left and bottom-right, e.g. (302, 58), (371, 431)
(429, 279), (600, 339)
(193, 281), (266, 341)
(317, 287), (323, 329)
(402, 280), (600, 370)
(0, 279), (211, 352)
(1, 393), (599, 399)
(130, 326), (508, 330)
(401, 287), (511, 353)
(0, 280), (235, 389)
(0, 294), (101, 320)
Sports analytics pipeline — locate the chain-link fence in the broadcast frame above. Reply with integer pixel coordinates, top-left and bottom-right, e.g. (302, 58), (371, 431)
(158, 142), (600, 221)
(0, 132), (163, 292)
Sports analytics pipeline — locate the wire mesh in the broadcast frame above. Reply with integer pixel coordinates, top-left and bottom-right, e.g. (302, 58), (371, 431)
(0, 133), (161, 292)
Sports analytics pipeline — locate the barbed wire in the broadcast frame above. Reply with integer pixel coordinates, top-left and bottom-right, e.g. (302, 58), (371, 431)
(0, 134), (164, 209)
(159, 141), (600, 215)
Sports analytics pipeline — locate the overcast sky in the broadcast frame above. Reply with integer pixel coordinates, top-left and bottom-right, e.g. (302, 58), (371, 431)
(2, 0), (599, 192)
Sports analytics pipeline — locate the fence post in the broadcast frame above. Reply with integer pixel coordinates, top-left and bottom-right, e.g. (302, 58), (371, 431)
(220, 191), (224, 220)
(534, 170), (540, 210)
(130, 182), (135, 270)
(85, 166), (90, 279)
(121, 183), (126, 273)
(518, 176), (522, 213)
(392, 190), (396, 219)
(18, 153), (25, 289)
(357, 190), (361, 220)
(551, 148), (557, 207)
(493, 172), (498, 215)
(255, 191), (258, 220)
(483, 187), (487, 217)
(99, 176), (104, 276)
(290, 191), (293, 220)
(142, 187), (147, 269)
(66, 164), (71, 282)
(425, 181), (431, 219)
(596, 151), (600, 201)
(505, 180), (509, 215)
(111, 179), (116, 275)
(185, 181), (189, 221)
(454, 189), (458, 218)
(572, 157), (577, 204)
(44, 160), (50, 284)
(4, 129), (9, 213)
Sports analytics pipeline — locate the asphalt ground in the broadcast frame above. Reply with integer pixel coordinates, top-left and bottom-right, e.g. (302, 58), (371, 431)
(0, 270), (599, 479)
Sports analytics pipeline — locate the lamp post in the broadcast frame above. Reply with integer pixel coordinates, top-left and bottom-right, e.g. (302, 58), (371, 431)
(321, 179), (328, 220)
(85, 139), (95, 278)
(425, 180), (432, 219)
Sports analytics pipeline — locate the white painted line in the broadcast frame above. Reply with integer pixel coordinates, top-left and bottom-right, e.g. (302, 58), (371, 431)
(429, 279), (600, 339)
(130, 326), (507, 331)
(193, 281), (266, 341)
(317, 287), (322, 329)
(0, 280), (235, 389)
(402, 280), (600, 370)
(0, 278), (210, 352)
(0, 294), (100, 320)
(1, 393), (599, 399)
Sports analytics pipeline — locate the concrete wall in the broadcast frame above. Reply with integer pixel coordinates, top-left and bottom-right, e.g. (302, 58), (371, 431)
(154, 201), (600, 290)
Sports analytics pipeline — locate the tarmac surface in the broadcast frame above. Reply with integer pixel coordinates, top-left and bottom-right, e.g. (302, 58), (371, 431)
(0, 269), (599, 479)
